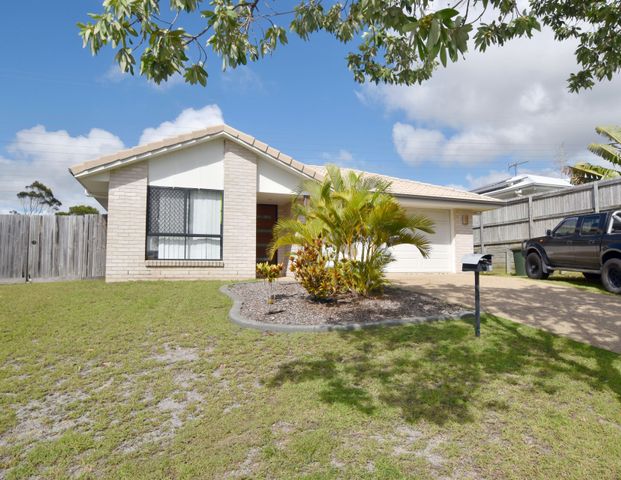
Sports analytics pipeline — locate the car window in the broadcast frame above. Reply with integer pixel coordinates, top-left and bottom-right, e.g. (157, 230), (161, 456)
(579, 215), (601, 236)
(554, 217), (578, 237)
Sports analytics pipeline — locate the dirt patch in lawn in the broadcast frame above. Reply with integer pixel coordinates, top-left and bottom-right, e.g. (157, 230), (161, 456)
(231, 281), (465, 326)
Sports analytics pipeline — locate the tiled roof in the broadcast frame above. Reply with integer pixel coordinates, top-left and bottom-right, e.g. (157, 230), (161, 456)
(70, 124), (499, 205)
(310, 166), (500, 204)
(69, 124), (322, 179)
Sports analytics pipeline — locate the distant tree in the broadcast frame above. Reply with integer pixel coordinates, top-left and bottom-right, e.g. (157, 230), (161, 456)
(56, 205), (100, 216)
(564, 126), (621, 185)
(16, 181), (62, 215)
(80, 0), (621, 92)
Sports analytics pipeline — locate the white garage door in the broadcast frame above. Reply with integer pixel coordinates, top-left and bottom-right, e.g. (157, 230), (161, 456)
(384, 209), (452, 273)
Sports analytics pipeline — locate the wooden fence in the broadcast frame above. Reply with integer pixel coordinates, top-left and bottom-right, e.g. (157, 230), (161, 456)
(473, 177), (621, 273)
(0, 214), (107, 283)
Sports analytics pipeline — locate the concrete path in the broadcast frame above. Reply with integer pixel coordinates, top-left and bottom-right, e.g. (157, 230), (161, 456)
(388, 273), (621, 354)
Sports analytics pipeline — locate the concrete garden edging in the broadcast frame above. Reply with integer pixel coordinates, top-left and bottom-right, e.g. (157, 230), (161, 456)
(220, 283), (475, 333)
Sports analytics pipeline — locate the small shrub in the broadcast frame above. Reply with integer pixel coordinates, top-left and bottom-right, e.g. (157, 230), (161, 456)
(340, 249), (393, 296)
(256, 262), (284, 305)
(288, 239), (345, 301)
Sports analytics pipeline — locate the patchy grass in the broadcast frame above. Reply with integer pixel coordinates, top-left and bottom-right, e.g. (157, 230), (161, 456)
(545, 272), (613, 295)
(485, 270), (613, 295)
(1, 280), (620, 479)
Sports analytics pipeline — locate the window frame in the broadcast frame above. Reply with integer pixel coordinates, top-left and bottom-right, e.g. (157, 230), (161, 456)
(145, 186), (224, 261)
(553, 217), (578, 237)
(578, 214), (603, 237)
(608, 210), (621, 235)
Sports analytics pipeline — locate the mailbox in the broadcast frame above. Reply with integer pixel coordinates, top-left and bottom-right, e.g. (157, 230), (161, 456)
(462, 253), (493, 273)
(461, 253), (493, 338)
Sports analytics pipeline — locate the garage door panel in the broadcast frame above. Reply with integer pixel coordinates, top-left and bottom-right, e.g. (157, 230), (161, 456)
(385, 209), (452, 273)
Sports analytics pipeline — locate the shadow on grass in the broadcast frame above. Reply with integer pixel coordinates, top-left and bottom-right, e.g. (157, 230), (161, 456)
(267, 315), (621, 425)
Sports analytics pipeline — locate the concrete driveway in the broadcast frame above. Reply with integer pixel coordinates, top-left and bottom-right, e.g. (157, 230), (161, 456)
(389, 273), (621, 354)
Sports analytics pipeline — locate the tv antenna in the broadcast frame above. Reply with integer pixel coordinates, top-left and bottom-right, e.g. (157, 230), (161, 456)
(508, 160), (528, 176)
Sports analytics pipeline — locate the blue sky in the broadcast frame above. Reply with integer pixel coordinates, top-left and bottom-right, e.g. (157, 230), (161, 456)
(1, 1), (619, 213)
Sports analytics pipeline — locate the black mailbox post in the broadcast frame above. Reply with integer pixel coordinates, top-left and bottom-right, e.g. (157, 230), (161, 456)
(461, 253), (493, 337)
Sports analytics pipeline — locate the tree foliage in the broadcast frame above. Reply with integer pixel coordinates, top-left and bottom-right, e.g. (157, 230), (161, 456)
(56, 205), (100, 216)
(564, 125), (621, 185)
(270, 165), (434, 297)
(80, 0), (621, 92)
(16, 181), (62, 215)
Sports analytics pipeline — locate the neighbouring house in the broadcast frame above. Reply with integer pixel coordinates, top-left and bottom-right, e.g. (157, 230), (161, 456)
(470, 173), (572, 200)
(70, 125), (501, 282)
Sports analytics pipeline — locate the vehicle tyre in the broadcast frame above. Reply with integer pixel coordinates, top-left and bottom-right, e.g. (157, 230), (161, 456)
(582, 272), (601, 282)
(526, 252), (549, 280)
(601, 258), (621, 294)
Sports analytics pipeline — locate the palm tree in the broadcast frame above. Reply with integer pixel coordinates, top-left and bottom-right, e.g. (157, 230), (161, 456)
(269, 165), (434, 295)
(564, 126), (621, 185)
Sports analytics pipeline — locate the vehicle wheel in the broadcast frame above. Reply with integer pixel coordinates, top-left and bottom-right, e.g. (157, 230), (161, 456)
(602, 258), (621, 294)
(526, 252), (550, 280)
(582, 272), (601, 282)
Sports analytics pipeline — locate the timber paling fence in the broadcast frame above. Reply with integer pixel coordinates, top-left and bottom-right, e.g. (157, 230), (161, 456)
(473, 177), (621, 273)
(0, 214), (107, 283)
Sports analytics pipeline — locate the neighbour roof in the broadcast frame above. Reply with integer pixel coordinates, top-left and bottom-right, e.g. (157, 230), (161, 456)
(70, 124), (499, 205)
(471, 173), (571, 195)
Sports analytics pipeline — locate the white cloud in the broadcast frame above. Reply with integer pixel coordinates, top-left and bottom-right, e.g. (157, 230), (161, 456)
(321, 149), (354, 164)
(101, 65), (129, 84)
(0, 104), (226, 213)
(100, 65), (184, 91)
(138, 104), (224, 145)
(0, 126), (125, 213)
(358, 28), (621, 168)
(392, 123), (446, 165)
(222, 67), (265, 93)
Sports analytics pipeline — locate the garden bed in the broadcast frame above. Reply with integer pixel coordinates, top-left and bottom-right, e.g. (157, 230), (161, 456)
(229, 281), (465, 327)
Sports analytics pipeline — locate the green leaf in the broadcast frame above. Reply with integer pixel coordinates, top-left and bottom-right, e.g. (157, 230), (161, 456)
(427, 18), (440, 50)
(401, 21), (418, 33)
(435, 8), (458, 21)
(439, 46), (447, 67)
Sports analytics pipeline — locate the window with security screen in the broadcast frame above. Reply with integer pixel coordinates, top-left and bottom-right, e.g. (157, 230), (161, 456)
(146, 186), (223, 260)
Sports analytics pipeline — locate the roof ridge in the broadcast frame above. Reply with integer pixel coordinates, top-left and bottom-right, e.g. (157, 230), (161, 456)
(311, 164), (492, 198)
(70, 123), (322, 180)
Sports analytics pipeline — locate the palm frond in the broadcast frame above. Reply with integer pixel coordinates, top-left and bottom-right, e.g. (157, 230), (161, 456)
(594, 125), (621, 145)
(587, 143), (621, 167)
(563, 162), (621, 185)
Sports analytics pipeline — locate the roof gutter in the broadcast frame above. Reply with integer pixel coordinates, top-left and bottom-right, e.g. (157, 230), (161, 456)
(395, 193), (504, 209)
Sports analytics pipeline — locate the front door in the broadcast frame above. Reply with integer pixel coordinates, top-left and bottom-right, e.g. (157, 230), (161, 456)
(256, 204), (278, 264)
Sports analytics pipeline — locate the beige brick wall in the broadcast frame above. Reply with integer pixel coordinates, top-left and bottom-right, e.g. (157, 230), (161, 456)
(222, 140), (257, 278)
(453, 210), (474, 272)
(105, 140), (258, 282)
(105, 163), (149, 282)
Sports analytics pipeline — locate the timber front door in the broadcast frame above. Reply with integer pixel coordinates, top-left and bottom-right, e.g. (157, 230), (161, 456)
(256, 204), (278, 264)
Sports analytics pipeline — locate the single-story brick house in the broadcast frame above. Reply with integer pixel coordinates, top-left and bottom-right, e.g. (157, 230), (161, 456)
(70, 124), (501, 282)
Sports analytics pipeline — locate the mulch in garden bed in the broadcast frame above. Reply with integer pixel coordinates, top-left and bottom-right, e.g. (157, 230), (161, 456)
(230, 281), (465, 326)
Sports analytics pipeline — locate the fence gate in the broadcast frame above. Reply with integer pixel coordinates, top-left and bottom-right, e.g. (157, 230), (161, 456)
(0, 214), (107, 283)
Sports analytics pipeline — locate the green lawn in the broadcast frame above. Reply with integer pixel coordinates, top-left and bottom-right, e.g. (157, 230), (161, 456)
(1, 280), (620, 479)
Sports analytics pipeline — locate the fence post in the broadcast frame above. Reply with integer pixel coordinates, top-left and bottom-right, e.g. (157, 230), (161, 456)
(593, 182), (600, 213)
(527, 196), (534, 238)
(24, 215), (31, 282)
(479, 213), (485, 253)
